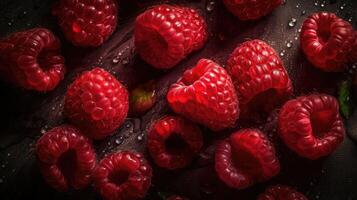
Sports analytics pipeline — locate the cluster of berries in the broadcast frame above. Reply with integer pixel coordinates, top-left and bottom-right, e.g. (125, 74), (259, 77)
(0, 0), (355, 199)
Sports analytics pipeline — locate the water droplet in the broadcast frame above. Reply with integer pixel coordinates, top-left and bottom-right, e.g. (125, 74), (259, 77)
(23, 11), (27, 15)
(112, 58), (119, 64)
(8, 22), (12, 26)
(115, 137), (124, 145)
(280, 50), (286, 57)
(298, 28), (302, 33)
(314, 1), (319, 6)
(340, 4), (346, 10)
(286, 41), (293, 48)
(348, 17), (352, 22)
(294, 36), (299, 40)
(137, 134), (144, 141)
(301, 10), (306, 15)
(125, 123), (131, 128)
(0, 178), (3, 184)
(1, 164), (6, 168)
(206, 0), (215, 13)
(122, 59), (129, 65)
(7, 153), (11, 157)
(320, 2), (325, 7)
(295, 4), (300, 8)
(118, 52), (122, 56)
(315, 194), (320, 199)
(288, 18), (297, 27)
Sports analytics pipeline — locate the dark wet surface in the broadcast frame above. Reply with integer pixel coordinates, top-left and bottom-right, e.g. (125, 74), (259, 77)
(0, 0), (357, 199)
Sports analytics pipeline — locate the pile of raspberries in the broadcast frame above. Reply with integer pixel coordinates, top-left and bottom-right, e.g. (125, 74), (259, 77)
(0, 0), (356, 200)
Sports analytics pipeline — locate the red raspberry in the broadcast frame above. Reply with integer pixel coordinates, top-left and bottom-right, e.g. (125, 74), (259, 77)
(258, 185), (308, 200)
(278, 94), (345, 159)
(223, 0), (282, 20)
(300, 12), (355, 72)
(215, 129), (280, 189)
(167, 59), (239, 131)
(52, 0), (118, 47)
(167, 196), (188, 200)
(36, 125), (96, 191)
(135, 4), (208, 69)
(148, 116), (203, 170)
(93, 151), (152, 200)
(0, 28), (66, 92)
(226, 40), (292, 117)
(65, 67), (129, 139)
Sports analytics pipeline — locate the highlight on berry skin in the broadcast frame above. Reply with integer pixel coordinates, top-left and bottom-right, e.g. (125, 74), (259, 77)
(215, 129), (280, 189)
(0, 28), (66, 92)
(135, 4), (208, 69)
(167, 58), (240, 131)
(36, 125), (96, 192)
(147, 115), (203, 170)
(93, 151), (152, 200)
(278, 94), (345, 160)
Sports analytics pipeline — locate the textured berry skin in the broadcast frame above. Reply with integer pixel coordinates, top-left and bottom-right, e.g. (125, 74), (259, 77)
(300, 12), (355, 72)
(148, 116), (203, 170)
(167, 59), (239, 131)
(258, 185), (308, 200)
(0, 28), (65, 92)
(223, 0), (282, 20)
(215, 129), (280, 189)
(93, 151), (152, 200)
(36, 125), (96, 191)
(135, 4), (208, 69)
(52, 0), (118, 47)
(65, 67), (129, 139)
(278, 94), (345, 159)
(227, 40), (292, 117)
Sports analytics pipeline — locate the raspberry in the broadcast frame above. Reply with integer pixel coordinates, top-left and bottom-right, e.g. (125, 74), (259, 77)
(258, 185), (308, 200)
(36, 125), (96, 191)
(226, 40), (292, 117)
(167, 59), (239, 131)
(167, 196), (188, 200)
(215, 129), (280, 189)
(300, 12), (355, 72)
(278, 94), (345, 159)
(135, 4), (208, 69)
(0, 28), (66, 92)
(52, 0), (118, 47)
(147, 116), (203, 170)
(223, 0), (282, 20)
(93, 151), (152, 200)
(65, 67), (129, 139)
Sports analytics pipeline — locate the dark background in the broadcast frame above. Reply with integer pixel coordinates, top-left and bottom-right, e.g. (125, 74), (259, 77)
(0, 0), (357, 200)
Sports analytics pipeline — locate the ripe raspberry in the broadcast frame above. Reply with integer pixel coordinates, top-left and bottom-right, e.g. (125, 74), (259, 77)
(223, 0), (282, 20)
(215, 129), (280, 189)
(226, 40), (292, 117)
(93, 151), (152, 200)
(300, 12), (355, 72)
(167, 196), (188, 200)
(258, 185), (308, 200)
(148, 116), (203, 170)
(278, 94), (345, 159)
(65, 67), (129, 139)
(52, 0), (118, 47)
(36, 125), (96, 191)
(0, 28), (66, 92)
(167, 59), (239, 131)
(135, 4), (208, 69)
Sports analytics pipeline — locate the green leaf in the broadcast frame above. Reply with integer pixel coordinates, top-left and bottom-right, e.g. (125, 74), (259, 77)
(338, 80), (354, 119)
